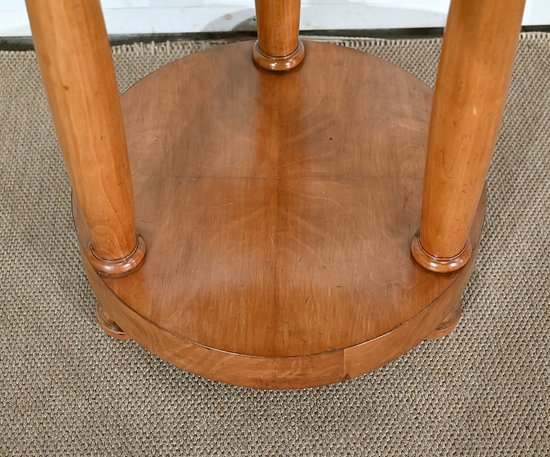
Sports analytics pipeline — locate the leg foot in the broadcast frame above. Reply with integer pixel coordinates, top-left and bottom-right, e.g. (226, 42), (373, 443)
(427, 302), (462, 340)
(96, 303), (130, 340)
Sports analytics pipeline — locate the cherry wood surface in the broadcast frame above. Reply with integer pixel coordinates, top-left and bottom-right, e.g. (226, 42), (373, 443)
(412, 0), (525, 271)
(73, 41), (486, 389)
(26, 0), (145, 276)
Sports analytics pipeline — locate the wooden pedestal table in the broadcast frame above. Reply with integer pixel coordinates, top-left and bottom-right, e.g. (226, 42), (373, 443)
(26, 0), (525, 389)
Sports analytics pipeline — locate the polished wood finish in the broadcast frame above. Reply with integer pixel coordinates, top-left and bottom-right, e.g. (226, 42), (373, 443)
(26, 0), (145, 276)
(253, 0), (304, 71)
(412, 0), (525, 272)
(72, 42), (486, 389)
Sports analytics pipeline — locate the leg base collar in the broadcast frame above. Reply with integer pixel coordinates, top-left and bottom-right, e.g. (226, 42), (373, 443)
(411, 232), (472, 273)
(86, 234), (146, 277)
(252, 40), (305, 71)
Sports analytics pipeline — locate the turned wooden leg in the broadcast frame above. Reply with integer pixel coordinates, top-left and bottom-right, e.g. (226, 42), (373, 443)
(411, 0), (525, 273)
(26, 0), (145, 277)
(253, 0), (304, 71)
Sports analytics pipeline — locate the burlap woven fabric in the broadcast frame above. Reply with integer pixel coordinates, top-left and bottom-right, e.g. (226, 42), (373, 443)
(0, 33), (548, 456)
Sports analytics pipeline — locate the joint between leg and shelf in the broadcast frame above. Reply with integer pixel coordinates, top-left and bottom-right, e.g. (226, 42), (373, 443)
(252, 40), (305, 71)
(411, 232), (472, 273)
(86, 234), (146, 278)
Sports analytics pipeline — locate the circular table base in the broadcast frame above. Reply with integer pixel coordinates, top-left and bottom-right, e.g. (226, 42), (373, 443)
(74, 41), (485, 389)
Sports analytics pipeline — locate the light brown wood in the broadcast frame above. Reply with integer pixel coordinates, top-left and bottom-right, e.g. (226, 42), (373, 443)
(72, 41), (486, 389)
(412, 0), (525, 272)
(253, 0), (304, 71)
(26, 0), (145, 276)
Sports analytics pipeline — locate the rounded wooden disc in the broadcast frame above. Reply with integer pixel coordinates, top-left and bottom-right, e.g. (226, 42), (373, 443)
(75, 41), (485, 389)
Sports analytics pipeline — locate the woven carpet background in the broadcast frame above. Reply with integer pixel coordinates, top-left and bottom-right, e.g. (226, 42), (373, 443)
(1, 33), (548, 456)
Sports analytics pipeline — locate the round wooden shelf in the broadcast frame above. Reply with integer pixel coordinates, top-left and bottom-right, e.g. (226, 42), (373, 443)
(74, 41), (485, 389)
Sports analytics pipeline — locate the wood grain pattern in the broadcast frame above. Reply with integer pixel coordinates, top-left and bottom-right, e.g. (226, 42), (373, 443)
(413, 0), (525, 272)
(73, 42), (486, 389)
(26, 0), (145, 275)
(253, 0), (304, 71)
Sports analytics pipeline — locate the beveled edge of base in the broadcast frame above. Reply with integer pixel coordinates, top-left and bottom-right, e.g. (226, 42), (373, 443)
(86, 235), (146, 278)
(252, 40), (305, 71)
(411, 233), (472, 273)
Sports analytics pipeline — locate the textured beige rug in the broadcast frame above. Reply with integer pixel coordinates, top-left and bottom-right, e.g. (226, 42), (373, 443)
(1, 33), (548, 456)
